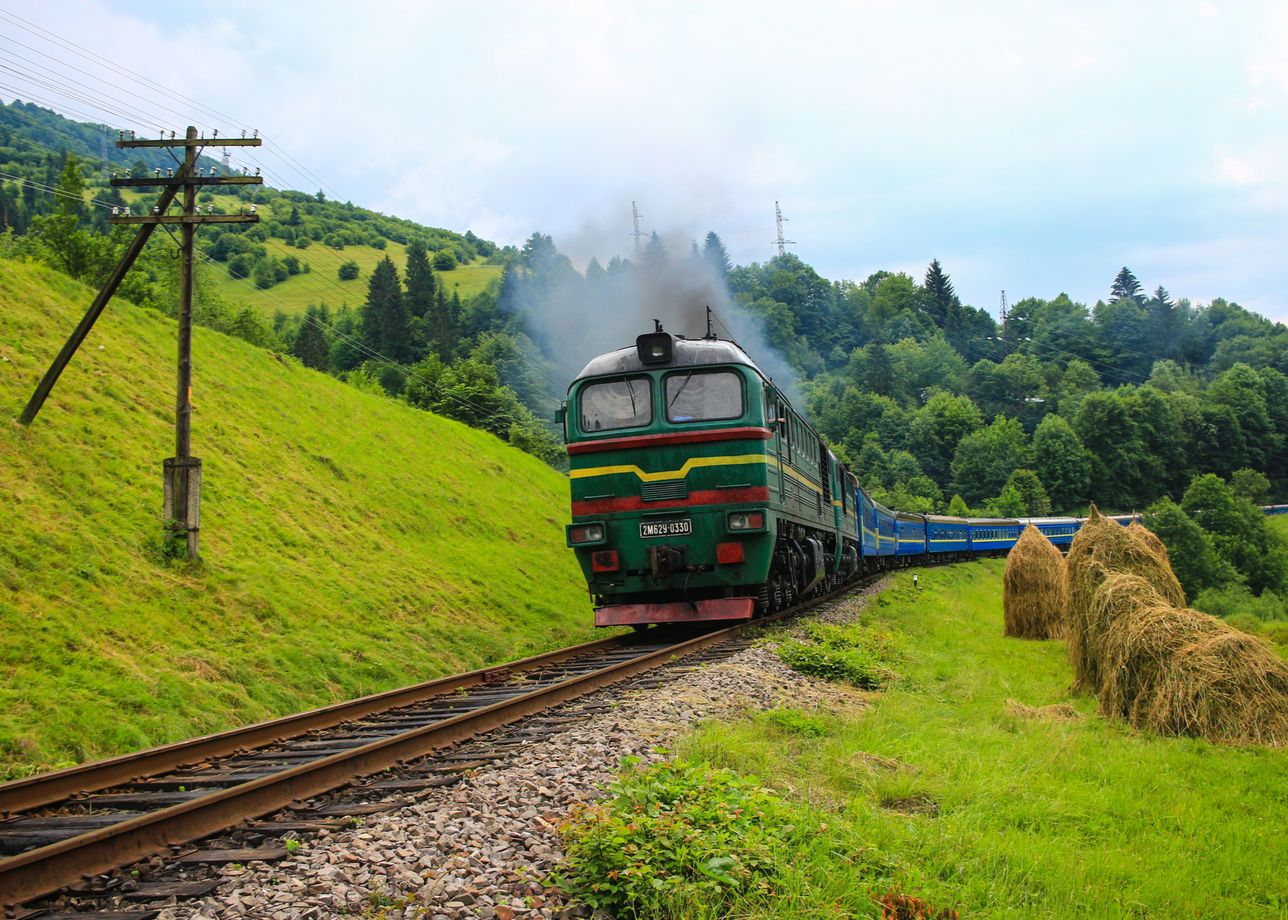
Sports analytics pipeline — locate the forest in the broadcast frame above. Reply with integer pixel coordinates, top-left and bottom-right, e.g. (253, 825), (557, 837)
(4, 99), (1288, 622)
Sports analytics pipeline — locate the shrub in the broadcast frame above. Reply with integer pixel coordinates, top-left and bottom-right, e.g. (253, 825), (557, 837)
(1193, 585), (1287, 622)
(337, 260), (359, 281)
(227, 253), (251, 280)
(775, 621), (901, 688)
(558, 759), (815, 918)
(764, 707), (830, 737)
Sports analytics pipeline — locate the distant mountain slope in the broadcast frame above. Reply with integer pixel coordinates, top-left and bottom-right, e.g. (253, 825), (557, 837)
(0, 258), (589, 779)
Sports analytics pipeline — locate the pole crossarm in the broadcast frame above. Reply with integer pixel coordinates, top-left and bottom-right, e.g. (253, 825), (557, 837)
(111, 214), (260, 225)
(116, 137), (262, 149)
(111, 176), (263, 188)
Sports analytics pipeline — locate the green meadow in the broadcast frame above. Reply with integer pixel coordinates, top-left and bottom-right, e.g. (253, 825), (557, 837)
(668, 563), (1288, 919)
(205, 239), (502, 317)
(122, 189), (502, 316)
(0, 258), (587, 779)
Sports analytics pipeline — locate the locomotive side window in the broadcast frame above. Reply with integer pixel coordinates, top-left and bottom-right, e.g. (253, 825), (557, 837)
(665, 370), (743, 423)
(579, 376), (653, 431)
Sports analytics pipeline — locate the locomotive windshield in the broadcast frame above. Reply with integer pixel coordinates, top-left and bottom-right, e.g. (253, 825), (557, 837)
(665, 369), (743, 423)
(579, 376), (652, 431)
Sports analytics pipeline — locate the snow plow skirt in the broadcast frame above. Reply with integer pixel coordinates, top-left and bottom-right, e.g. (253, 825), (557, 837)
(594, 597), (755, 627)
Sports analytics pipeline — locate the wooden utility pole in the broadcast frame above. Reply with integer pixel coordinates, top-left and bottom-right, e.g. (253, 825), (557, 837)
(21, 125), (261, 561)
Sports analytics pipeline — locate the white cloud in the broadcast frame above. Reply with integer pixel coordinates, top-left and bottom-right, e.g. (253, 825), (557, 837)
(2, 0), (1287, 324)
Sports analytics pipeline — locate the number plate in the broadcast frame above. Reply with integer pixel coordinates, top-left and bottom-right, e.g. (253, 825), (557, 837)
(639, 519), (693, 538)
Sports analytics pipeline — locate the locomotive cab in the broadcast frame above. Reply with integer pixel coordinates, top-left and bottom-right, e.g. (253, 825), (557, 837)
(564, 332), (776, 626)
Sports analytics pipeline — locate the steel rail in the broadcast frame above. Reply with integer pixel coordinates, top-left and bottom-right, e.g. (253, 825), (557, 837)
(0, 634), (628, 817)
(0, 622), (741, 910)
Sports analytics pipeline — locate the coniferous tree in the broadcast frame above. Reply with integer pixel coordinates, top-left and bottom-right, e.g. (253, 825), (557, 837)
(923, 258), (957, 326)
(292, 306), (329, 370)
(362, 256), (411, 363)
(404, 240), (437, 320)
(642, 231), (668, 273)
(1147, 284), (1179, 359)
(702, 231), (731, 280)
(1110, 266), (1144, 304)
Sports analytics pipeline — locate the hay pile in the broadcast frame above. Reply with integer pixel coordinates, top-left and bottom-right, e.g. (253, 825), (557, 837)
(1003, 524), (1066, 639)
(1095, 572), (1288, 744)
(1126, 521), (1169, 563)
(1064, 506), (1184, 693)
(1064, 506), (1288, 746)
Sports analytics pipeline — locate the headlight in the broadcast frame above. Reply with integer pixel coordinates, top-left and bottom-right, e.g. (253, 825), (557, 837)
(728, 511), (766, 532)
(568, 523), (606, 545)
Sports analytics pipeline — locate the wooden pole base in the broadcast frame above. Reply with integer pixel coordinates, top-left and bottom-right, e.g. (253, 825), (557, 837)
(163, 457), (202, 561)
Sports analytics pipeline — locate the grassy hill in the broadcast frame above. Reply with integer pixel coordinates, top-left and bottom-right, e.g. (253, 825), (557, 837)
(206, 239), (503, 317)
(107, 187), (504, 317)
(0, 258), (589, 780)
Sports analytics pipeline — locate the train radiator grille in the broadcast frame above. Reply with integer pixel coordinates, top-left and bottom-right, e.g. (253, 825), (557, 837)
(641, 479), (688, 502)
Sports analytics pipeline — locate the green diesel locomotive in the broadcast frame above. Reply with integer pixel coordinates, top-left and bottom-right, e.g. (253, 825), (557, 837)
(561, 327), (862, 626)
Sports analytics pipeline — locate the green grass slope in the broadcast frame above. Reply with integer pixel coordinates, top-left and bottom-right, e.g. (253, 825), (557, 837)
(0, 258), (589, 779)
(206, 240), (504, 317)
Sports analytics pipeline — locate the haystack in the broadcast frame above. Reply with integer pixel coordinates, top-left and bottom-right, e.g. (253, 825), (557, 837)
(1096, 573), (1288, 745)
(1095, 574), (1220, 717)
(1003, 524), (1066, 639)
(1064, 505), (1185, 693)
(1126, 521), (1170, 565)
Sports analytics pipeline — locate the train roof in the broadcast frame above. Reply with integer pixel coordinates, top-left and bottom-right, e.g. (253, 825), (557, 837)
(572, 335), (764, 382)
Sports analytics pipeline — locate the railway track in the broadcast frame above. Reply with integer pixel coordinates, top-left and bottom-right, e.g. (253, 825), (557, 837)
(0, 613), (789, 916)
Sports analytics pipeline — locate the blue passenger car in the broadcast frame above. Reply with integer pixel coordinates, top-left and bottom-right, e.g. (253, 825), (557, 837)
(926, 515), (970, 555)
(873, 499), (897, 558)
(1017, 517), (1083, 547)
(895, 511), (927, 559)
(967, 518), (1021, 553)
(857, 487), (880, 561)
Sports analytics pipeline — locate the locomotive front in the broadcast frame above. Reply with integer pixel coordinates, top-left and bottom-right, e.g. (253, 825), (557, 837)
(562, 330), (775, 626)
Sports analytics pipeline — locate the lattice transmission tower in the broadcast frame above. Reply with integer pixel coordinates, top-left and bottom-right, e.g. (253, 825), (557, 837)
(773, 201), (795, 257)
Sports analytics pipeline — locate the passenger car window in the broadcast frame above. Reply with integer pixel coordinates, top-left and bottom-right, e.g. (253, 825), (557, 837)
(579, 377), (652, 431)
(665, 370), (743, 423)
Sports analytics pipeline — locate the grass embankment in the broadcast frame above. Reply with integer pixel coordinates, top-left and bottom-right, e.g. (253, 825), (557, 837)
(634, 563), (1287, 918)
(0, 258), (588, 779)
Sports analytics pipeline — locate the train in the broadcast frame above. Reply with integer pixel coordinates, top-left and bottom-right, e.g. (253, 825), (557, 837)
(558, 326), (1284, 627)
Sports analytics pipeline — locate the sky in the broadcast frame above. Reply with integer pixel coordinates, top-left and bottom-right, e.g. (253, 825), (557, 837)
(2, 0), (1287, 325)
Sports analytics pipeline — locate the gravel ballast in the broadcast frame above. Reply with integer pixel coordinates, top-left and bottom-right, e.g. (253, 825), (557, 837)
(158, 582), (887, 920)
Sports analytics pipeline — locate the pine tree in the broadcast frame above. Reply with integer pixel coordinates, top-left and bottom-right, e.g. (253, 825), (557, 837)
(923, 258), (958, 326)
(361, 256), (411, 363)
(1110, 266), (1144, 304)
(642, 231), (668, 273)
(426, 288), (461, 361)
(1147, 284), (1179, 359)
(404, 240), (437, 319)
(702, 231), (731, 279)
(292, 306), (329, 370)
